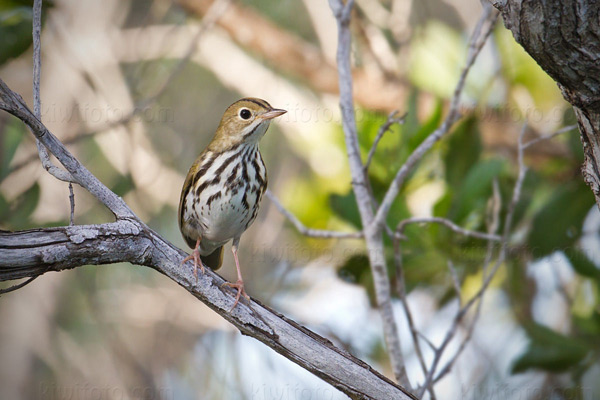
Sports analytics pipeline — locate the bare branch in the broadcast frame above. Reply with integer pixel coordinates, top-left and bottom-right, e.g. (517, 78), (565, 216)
(417, 123), (528, 397)
(68, 182), (75, 225)
(32, 0), (75, 184)
(0, 74), (416, 400)
(447, 260), (462, 301)
(395, 217), (502, 242)
(329, 0), (411, 388)
(522, 124), (577, 149)
(0, 79), (135, 219)
(364, 111), (406, 173)
(0, 221), (416, 400)
(266, 190), (363, 239)
(430, 179), (502, 387)
(393, 236), (429, 391)
(4, 2), (228, 183)
(136, 0), (231, 110)
(371, 5), (499, 234)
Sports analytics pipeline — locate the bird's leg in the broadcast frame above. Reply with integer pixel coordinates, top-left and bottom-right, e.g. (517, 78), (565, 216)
(181, 237), (205, 280)
(221, 239), (249, 310)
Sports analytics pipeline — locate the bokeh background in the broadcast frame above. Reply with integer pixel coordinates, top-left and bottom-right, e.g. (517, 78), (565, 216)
(1, 0), (599, 399)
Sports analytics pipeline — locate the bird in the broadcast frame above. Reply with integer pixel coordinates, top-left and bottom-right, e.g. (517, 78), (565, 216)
(178, 98), (286, 309)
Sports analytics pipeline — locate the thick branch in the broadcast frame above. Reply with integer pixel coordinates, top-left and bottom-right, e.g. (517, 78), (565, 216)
(0, 222), (416, 400)
(0, 221), (151, 280)
(490, 0), (600, 206)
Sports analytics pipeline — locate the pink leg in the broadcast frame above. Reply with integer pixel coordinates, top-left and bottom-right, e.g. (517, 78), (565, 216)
(181, 238), (205, 280)
(221, 240), (249, 310)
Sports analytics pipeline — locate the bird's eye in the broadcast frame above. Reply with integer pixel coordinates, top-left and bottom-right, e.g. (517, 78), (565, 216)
(239, 108), (252, 120)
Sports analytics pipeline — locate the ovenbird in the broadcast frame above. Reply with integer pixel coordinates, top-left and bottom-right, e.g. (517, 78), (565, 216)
(178, 98), (286, 309)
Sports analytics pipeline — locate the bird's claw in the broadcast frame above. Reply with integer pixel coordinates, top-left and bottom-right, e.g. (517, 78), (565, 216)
(181, 248), (205, 281)
(221, 280), (249, 311)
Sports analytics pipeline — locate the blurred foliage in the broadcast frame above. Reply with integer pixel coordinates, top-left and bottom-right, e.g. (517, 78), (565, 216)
(1, 0), (599, 398)
(512, 323), (590, 374)
(0, 0), (52, 65)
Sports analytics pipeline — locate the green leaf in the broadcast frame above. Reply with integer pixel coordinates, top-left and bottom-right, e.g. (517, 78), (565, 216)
(512, 323), (589, 374)
(565, 126), (583, 164)
(110, 173), (135, 197)
(573, 312), (600, 336)
(337, 253), (369, 284)
(329, 191), (361, 229)
(408, 99), (442, 151)
(337, 253), (376, 305)
(0, 116), (25, 179)
(444, 116), (481, 187)
(6, 182), (40, 228)
(0, 7), (32, 65)
(453, 158), (506, 223)
(528, 181), (595, 258)
(564, 248), (600, 280)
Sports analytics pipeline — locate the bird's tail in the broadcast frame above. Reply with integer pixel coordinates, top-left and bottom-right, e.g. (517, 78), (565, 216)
(201, 246), (224, 270)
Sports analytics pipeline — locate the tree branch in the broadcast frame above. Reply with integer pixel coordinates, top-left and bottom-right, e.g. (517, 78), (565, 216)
(32, 0), (75, 184)
(0, 221), (416, 400)
(364, 111), (406, 173)
(417, 124), (527, 398)
(329, 0), (411, 389)
(370, 5), (499, 233)
(0, 79), (135, 219)
(266, 190), (363, 239)
(395, 217), (502, 242)
(490, 0), (600, 207)
(3, 0), (229, 183)
(0, 76), (416, 400)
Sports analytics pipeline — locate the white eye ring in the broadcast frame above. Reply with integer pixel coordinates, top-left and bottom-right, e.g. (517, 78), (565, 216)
(239, 108), (252, 120)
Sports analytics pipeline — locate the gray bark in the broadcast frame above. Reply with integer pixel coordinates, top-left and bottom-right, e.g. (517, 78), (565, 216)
(491, 0), (600, 206)
(0, 77), (417, 400)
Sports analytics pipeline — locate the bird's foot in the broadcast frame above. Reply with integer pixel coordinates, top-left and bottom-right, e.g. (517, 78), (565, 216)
(221, 279), (249, 311)
(181, 247), (205, 281)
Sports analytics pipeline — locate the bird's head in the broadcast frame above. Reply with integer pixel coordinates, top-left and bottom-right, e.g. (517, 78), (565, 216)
(210, 98), (286, 151)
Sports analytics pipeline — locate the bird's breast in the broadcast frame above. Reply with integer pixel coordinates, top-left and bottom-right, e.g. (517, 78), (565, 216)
(179, 145), (267, 253)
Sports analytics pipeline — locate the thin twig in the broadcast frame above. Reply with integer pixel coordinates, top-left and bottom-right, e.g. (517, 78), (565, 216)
(0, 79), (136, 219)
(417, 123), (528, 397)
(447, 260), (462, 301)
(393, 235), (429, 392)
(0, 275), (40, 295)
(522, 124), (577, 149)
(430, 178), (502, 386)
(395, 217), (502, 241)
(266, 190), (362, 239)
(364, 111), (406, 172)
(370, 5), (499, 234)
(69, 182), (75, 225)
(137, 0), (231, 110)
(385, 14), (502, 387)
(4, 0), (231, 183)
(32, 0), (75, 184)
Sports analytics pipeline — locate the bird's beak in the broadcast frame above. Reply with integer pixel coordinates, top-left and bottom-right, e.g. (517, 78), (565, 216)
(260, 108), (287, 120)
